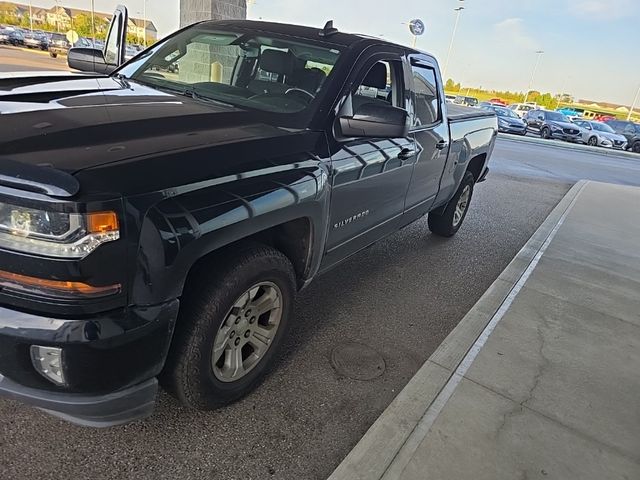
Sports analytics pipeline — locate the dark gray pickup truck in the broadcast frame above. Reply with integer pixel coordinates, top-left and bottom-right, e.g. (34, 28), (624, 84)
(0, 9), (497, 426)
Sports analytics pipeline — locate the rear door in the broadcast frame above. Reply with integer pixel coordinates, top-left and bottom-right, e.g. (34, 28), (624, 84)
(322, 48), (416, 270)
(404, 54), (450, 217)
(526, 110), (543, 132)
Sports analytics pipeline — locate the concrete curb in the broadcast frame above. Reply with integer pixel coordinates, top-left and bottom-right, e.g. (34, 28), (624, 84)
(498, 133), (640, 161)
(328, 180), (589, 480)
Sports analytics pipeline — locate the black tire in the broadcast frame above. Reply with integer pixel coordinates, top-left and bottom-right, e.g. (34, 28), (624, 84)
(541, 127), (551, 139)
(162, 243), (296, 410)
(632, 141), (640, 154)
(49, 52), (57, 58)
(428, 171), (475, 237)
(588, 136), (598, 147)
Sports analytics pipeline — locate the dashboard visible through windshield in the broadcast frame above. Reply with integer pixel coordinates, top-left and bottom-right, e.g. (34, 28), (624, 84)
(118, 27), (342, 120)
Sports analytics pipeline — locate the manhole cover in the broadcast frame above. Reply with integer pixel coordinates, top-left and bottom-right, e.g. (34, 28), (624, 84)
(330, 342), (386, 380)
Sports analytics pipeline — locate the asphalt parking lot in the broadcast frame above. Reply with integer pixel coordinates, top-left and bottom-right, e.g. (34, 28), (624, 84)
(2, 48), (640, 480)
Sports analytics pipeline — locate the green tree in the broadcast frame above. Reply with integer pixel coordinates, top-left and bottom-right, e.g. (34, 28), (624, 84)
(445, 78), (455, 91)
(73, 13), (94, 37)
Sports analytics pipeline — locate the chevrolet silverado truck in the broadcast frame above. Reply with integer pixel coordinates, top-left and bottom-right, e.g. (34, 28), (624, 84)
(0, 9), (497, 426)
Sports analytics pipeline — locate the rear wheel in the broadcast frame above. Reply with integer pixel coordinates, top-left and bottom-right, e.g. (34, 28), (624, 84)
(49, 52), (57, 58)
(162, 244), (296, 409)
(428, 172), (475, 237)
(588, 136), (598, 147)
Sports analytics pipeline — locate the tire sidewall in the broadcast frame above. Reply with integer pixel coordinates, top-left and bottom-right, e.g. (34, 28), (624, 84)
(429, 172), (475, 237)
(173, 250), (295, 407)
(541, 127), (550, 139)
(589, 137), (598, 146)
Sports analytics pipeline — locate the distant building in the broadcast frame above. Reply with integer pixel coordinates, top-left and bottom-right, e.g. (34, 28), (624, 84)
(0, 2), (157, 40)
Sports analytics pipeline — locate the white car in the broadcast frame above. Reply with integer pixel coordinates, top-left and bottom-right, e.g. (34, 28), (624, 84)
(573, 119), (628, 149)
(508, 103), (536, 119)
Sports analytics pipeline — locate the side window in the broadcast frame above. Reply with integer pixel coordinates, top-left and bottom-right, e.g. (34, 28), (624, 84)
(411, 64), (440, 127)
(353, 60), (403, 109)
(624, 124), (636, 134)
(104, 13), (123, 65)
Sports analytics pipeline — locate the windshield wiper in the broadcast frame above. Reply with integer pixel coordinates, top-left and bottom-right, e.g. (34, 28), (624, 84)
(185, 89), (236, 109)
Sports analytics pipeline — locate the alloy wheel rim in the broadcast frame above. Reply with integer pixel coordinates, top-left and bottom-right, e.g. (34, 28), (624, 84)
(211, 282), (283, 383)
(453, 185), (471, 227)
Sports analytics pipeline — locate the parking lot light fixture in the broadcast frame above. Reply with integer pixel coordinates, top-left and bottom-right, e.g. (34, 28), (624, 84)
(524, 50), (544, 104)
(627, 84), (640, 121)
(443, 2), (465, 81)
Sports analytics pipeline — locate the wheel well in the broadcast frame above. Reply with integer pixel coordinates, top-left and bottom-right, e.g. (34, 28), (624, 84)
(466, 154), (487, 182)
(184, 218), (312, 292)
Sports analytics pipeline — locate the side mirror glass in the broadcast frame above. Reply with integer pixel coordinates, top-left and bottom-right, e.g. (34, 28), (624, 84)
(103, 5), (128, 67)
(337, 102), (409, 139)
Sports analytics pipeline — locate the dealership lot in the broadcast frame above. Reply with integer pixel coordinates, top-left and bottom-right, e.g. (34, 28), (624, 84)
(2, 43), (640, 480)
(1, 135), (639, 479)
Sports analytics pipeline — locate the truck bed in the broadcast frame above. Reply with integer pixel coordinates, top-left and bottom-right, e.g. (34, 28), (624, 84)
(446, 103), (496, 122)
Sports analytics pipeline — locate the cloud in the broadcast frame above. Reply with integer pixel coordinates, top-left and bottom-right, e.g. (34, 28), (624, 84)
(493, 18), (539, 51)
(566, 0), (636, 19)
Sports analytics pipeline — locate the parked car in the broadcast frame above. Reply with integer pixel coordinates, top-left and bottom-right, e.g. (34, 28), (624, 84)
(508, 103), (536, 118)
(453, 95), (479, 107)
(605, 120), (640, 153)
(488, 98), (507, 106)
(481, 105), (527, 135)
(48, 34), (91, 58)
(0, 9), (497, 426)
(23, 31), (48, 50)
(6, 28), (24, 46)
(573, 119), (628, 149)
(0, 27), (11, 44)
(525, 109), (582, 142)
(445, 94), (456, 103)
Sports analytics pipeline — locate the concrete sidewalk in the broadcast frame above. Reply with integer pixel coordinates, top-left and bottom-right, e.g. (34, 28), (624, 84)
(330, 180), (640, 480)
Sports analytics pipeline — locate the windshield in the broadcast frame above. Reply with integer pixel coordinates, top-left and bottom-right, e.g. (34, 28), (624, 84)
(546, 111), (569, 122)
(494, 107), (519, 118)
(592, 122), (615, 133)
(118, 27), (342, 121)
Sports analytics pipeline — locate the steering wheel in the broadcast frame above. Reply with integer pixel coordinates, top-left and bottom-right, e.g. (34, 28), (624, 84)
(284, 87), (315, 102)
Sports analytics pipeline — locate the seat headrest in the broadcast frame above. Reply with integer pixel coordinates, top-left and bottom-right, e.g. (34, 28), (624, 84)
(362, 62), (387, 89)
(260, 49), (294, 76)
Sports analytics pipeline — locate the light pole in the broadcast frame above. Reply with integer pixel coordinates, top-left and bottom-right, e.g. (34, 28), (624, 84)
(523, 50), (544, 104)
(91, 0), (96, 44)
(143, 0), (147, 47)
(28, 0), (33, 32)
(627, 84), (640, 121)
(442, 1), (465, 81)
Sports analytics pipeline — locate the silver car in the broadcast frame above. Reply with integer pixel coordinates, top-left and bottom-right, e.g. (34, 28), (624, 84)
(573, 119), (628, 149)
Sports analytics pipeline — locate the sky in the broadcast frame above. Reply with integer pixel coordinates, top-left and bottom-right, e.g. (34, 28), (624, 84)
(30, 0), (640, 105)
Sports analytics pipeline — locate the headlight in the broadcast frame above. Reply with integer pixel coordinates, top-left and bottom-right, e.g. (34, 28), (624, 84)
(550, 124), (563, 131)
(0, 202), (119, 258)
(498, 118), (509, 126)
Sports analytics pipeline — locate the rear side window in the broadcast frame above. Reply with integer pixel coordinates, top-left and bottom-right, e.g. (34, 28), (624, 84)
(411, 64), (440, 127)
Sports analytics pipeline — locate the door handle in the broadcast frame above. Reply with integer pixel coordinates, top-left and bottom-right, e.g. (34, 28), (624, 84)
(436, 140), (449, 150)
(398, 148), (416, 160)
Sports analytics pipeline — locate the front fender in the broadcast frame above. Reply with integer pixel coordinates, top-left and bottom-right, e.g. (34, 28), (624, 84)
(129, 164), (330, 306)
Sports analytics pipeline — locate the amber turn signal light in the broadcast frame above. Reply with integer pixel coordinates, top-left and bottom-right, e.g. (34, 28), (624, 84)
(87, 211), (119, 234)
(0, 270), (121, 298)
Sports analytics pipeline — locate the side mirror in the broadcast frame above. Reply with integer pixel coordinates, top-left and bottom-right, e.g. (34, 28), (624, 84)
(68, 47), (116, 74)
(537, 115), (544, 121)
(337, 103), (409, 138)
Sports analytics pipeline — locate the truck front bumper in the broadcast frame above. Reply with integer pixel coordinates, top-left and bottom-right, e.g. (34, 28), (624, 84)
(0, 300), (179, 427)
(0, 374), (158, 427)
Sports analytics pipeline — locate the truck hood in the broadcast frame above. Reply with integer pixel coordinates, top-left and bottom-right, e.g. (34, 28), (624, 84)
(0, 74), (320, 195)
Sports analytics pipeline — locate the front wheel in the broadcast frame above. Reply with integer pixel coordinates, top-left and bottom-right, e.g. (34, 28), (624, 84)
(428, 171), (475, 237)
(588, 136), (598, 147)
(541, 127), (551, 139)
(162, 244), (296, 410)
(632, 141), (640, 154)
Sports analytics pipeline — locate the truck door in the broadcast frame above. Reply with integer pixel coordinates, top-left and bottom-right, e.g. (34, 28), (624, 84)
(322, 50), (417, 270)
(404, 55), (450, 216)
